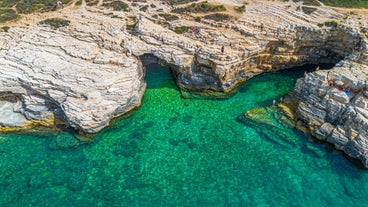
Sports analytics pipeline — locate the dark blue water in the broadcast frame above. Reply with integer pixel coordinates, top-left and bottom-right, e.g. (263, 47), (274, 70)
(0, 64), (367, 206)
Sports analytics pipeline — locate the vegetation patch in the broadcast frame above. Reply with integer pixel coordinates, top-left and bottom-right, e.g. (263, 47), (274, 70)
(85, 0), (99, 6)
(129, 0), (147, 2)
(194, 16), (201, 22)
(0, 0), (18, 7)
(291, 0), (368, 8)
(39, 18), (70, 29)
(103, 1), (130, 11)
(203, 13), (232, 22)
(174, 26), (189, 34)
(16, 0), (71, 14)
(163, 0), (198, 5)
(324, 20), (339, 27)
(172, 1), (226, 13)
(159, 13), (179, 21)
(234, 4), (246, 13)
(130, 15), (137, 22)
(75, 0), (82, 6)
(111, 14), (122, 18)
(157, 20), (170, 27)
(292, 0), (320, 6)
(301, 6), (317, 14)
(1, 26), (10, 32)
(139, 5), (148, 11)
(0, 8), (19, 22)
(126, 23), (137, 30)
(320, 0), (368, 8)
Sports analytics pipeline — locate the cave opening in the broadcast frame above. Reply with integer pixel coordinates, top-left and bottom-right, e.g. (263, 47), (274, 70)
(139, 54), (179, 90)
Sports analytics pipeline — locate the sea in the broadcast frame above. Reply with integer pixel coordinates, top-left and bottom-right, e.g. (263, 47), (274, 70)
(1, 64), (367, 206)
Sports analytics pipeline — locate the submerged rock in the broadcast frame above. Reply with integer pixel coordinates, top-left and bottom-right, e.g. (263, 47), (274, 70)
(240, 105), (298, 149)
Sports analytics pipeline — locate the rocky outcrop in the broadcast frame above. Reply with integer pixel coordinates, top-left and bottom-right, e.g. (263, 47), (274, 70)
(0, 0), (367, 133)
(0, 20), (145, 134)
(290, 60), (368, 167)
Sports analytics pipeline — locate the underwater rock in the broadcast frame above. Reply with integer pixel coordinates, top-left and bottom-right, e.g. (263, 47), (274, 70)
(143, 122), (154, 128)
(187, 142), (197, 150)
(240, 105), (298, 149)
(48, 133), (81, 149)
(113, 140), (138, 158)
(169, 138), (179, 146)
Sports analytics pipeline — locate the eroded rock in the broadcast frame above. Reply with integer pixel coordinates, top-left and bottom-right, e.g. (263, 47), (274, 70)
(0, 0), (367, 135)
(291, 60), (368, 167)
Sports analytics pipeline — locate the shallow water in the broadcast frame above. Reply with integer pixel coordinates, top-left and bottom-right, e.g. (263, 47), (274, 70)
(1, 64), (368, 206)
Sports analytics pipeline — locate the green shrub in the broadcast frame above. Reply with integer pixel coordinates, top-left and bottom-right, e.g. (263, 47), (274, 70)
(139, 5), (148, 11)
(324, 20), (339, 27)
(126, 23), (136, 30)
(111, 14), (121, 18)
(159, 13), (179, 21)
(16, 0), (71, 14)
(0, 0), (18, 7)
(174, 26), (189, 34)
(75, 0), (82, 6)
(320, 0), (368, 8)
(172, 1), (226, 13)
(203, 13), (232, 22)
(194, 16), (201, 22)
(130, 15), (137, 22)
(302, 7), (317, 14)
(103, 1), (130, 11)
(86, 0), (99, 6)
(157, 21), (170, 27)
(292, 0), (320, 6)
(163, 0), (198, 5)
(39, 18), (71, 29)
(1, 26), (10, 32)
(0, 8), (19, 23)
(235, 5), (246, 13)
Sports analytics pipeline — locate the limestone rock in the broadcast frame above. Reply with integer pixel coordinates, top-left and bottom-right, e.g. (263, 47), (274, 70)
(0, 0), (367, 135)
(314, 123), (334, 140)
(0, 101), (27, 127)
(291, 60), (368, 167)
(0, 19), (145, 134)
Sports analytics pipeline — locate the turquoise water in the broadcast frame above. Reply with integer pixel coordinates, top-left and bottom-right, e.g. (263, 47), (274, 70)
(1, 64), (368, 206)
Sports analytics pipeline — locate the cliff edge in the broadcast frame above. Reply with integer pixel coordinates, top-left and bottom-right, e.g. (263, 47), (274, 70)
(291, 58), (368, 167)
(0, 0), (367, 134)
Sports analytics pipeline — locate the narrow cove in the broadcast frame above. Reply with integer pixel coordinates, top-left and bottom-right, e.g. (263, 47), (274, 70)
(1, 64), (367, 206)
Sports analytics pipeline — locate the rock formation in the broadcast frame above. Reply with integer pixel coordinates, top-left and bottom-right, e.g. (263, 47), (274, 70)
(290, 59), (368, 167)
(0, 0), (367, 134)
(0, 16), (146, 133)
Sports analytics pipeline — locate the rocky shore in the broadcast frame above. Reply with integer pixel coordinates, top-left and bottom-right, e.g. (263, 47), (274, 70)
(290, 59), (368, 167)
(0, 0), (367, 137)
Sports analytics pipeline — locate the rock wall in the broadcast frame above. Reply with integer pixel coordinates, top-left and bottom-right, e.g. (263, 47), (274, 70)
(290, 59), (368, 167)
(137, 24), (363, 95)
